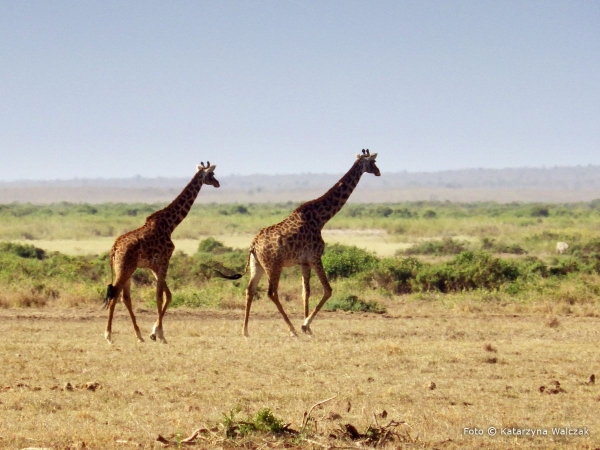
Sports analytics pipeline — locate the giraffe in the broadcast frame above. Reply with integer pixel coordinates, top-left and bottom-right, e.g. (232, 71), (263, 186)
(216, 149), (380, 337)
(103, 162), (219, 344)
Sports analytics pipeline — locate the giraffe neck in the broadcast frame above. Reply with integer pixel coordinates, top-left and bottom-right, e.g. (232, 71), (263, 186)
(147, 171), (204, 234)
(300, 160), (364, 228)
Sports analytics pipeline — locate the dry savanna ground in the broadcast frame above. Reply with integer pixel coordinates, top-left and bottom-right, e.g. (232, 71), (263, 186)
(1, 298), (599, 449)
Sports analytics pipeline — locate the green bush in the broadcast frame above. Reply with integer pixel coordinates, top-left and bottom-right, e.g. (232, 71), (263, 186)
(222, 407), (286, 439)
(324, 294), (386, 314)
(548, 257), (582, 276)
(569, 238), (600, 258)
(322, 244), (378, 280)
(518, 256), (548, 277)
(561, 239), (600, 274)
(404, 238), (467, 256)
(531, 206), (550, 217)
(190, 243), (247, 281)
(375, 206), (393, 217)
(197, 237), (231, 254)
(0, 242), (46, 260)
(481, 238), (527, 255)
(410, 251), (523, 293)
(371, 257), (423, 293)
(394, 207), (416, 218)
(252, 408), (285, 433)
(219, 204), (250, 215)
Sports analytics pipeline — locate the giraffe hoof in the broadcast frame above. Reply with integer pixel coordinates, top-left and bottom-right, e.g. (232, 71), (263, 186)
(149, 333), (156, 342)
(301, 325), (313, 335)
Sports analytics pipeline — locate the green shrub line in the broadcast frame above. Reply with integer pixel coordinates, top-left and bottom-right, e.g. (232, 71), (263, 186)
(403, 237), (468, 256)
(3, 200), (600, 243)
(2, 236), (600, 309)
(2, 199), (600, 310)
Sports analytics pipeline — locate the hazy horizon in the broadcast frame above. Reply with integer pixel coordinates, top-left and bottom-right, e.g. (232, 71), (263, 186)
(3, 162), (600, 184)
(2, 1), (599, 181)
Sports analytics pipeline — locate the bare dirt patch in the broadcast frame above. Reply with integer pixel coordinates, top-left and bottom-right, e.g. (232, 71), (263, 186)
(0, 302), (598, 449)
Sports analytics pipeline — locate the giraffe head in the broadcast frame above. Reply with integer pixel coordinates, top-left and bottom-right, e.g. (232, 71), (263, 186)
(197, 161), (220, 188)
(355, 149), (380, 176)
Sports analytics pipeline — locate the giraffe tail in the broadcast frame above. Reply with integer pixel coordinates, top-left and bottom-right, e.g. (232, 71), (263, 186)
(212, 270), (243, 280)
(104, 284), (116, 309)
(210, 246), (253, 280)
(103, 250), (117, 309)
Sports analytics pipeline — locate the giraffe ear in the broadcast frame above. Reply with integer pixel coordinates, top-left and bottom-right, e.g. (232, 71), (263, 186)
(207, 165), (216, 173)
(196, 165), (203, 172)
(356, 153), (363, 159)
(368, 153), (378, 160)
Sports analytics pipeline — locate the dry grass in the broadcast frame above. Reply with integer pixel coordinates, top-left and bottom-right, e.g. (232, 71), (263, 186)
(0, 300), (599, 449)
(11, 231), (408, 258)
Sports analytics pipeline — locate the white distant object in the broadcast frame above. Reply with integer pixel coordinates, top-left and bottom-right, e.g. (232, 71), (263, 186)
(556, 242), (569, 254)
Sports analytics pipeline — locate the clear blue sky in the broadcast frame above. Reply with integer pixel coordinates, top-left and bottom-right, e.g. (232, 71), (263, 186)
(1, 1), (598, 181)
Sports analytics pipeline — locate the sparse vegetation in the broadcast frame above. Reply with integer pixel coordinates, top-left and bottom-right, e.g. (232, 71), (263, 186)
(0, 305), (598, 448)
(403, 237), (468, 256)
(322, 294), (386, 314)
(2, 199), (600, 309)
(1, 200), (600, 448)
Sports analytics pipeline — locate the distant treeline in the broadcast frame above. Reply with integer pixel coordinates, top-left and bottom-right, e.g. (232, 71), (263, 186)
(3, 165), (600, 190)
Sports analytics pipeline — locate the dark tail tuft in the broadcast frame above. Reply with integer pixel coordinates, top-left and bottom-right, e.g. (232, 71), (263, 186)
(104, 284), (116, 309)
(212, 269), (243, 280)
(199, 263), (245, 280)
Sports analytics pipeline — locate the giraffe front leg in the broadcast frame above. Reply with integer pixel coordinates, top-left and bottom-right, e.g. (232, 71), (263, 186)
(150, 276), (166, 343)
(301, 264), (312, 335)
(302, 260), (332, 335)
(157, 282), (172, 344)
(151, 323), (166, 343)
(267, 270), (298, 337)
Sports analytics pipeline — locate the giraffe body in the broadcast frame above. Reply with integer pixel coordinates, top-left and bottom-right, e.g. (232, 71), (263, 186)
(104, 163), (219, 344)
(218, 150), (380, 337)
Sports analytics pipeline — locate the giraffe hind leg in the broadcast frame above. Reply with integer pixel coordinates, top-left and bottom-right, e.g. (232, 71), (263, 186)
(105, 264), (136, 344)
(104, 285), (121, 344)
(122, 280), (144, 343)
(243, 254), (264, 337)
(104, 284), (116, 309)
(266, 266), (298, 337)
